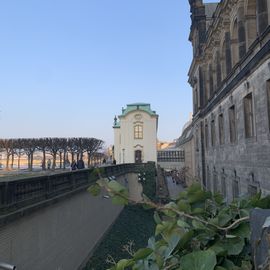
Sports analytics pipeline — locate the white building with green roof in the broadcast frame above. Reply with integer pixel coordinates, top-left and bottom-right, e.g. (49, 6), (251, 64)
(113, 103), (158, 164)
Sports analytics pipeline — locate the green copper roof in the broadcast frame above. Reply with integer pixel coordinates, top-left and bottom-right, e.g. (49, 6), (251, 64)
(119, 103), (157, 118)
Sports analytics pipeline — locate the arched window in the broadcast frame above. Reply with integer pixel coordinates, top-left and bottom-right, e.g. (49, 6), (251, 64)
(209, 64), (214, 98)
(215, 51), (222, 90)
(257, 0), (269, 34)
(134, 125), (143, 139)
(221, 40), (226, 81)
(231, 19), (239, 67)
(237, 6), (246, 60)
(246, 0), (257, 47)
(221, 33), (232, 81)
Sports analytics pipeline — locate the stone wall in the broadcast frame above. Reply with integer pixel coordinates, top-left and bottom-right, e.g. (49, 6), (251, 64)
(0, 172), (143, 270)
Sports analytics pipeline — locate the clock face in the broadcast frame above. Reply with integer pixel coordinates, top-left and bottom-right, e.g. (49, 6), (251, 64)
(134, 114), (142, 120)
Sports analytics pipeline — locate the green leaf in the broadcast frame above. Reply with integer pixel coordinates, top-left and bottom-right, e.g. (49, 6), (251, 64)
(188, 190), (210, 204)
(153, 211), (162, 224)
(210, 237), (245, 257)
(96, 178), (109, 187)
(177, 200), (191, 213)
(230, 222), (250, 239)
(87, 184), (101, 196)
(241, 261), (252, 270)
(116, 259), (133, 270)
(192, 208), (205, 215)
(133, 248), (153, 260)
(112, 195), (128, 205)
(180, 249), (217, 270)
(178, 230), (194, 249)
(221, 259), (240, 269)
(192, 220), (205, 230)
(108, 180), (126, 193)
(218, 213), (232, 227)
(177, 219), (190, 228)
(155, 224), (165, 236)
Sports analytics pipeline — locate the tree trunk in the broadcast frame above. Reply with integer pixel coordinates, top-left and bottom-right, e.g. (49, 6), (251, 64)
(11, 153), (14, 169)
(6, 154), (10, 170)
(87, 153), (91, 168)
(30, 153), (34, 171)
(42, 150), (46, 170)
(52, 153), (57, 170)
(17, 155), (21, 170)
(59, 152), (62, 169)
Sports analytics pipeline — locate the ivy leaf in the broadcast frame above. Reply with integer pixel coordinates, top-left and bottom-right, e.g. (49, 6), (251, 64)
(230, 222), (250, 239)
(112, 195), (128, 205)
(87, 184), (101, 196)
(192, 220), (205, 230)
(177, 200), (191, 213)
(180, 250), (217, 270)
(108, 180), (126, 193)
(177, 219), (190, 229)
(115, 259), (133, 270)
(133, 248), (153, 260)
(153, 211), (162, 224)
(218, 213), (232, 227)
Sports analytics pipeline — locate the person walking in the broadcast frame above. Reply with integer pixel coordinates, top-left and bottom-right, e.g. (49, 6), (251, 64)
(71, 160), (77, 171)
(47, 159), (51, 170)
(77, 159), (85, 169)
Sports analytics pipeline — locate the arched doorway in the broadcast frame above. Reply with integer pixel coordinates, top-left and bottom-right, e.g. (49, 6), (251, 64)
(135, 150), (142, 163)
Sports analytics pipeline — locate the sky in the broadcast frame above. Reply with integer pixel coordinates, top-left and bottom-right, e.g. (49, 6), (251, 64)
(0, 0), (213, 146)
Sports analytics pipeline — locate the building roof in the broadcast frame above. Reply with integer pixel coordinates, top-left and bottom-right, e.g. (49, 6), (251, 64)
(119, 103), (157, 118)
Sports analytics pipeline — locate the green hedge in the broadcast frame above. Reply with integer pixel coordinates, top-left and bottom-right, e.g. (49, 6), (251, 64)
(84, 205), (156, 270)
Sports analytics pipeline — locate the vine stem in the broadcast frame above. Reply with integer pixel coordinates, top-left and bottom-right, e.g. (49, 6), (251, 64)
(101, 179), (250, 233)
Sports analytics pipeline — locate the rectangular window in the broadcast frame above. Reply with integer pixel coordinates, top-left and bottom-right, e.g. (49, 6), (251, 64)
(244, 93), (254, 138)
(267, 80), (270, 130)
(233, 180), (239, 199)
(205, 120), (209, 149)
(221, 175), (226, 198)
(213, 172), (218, 193)
(229, 105), (236, 143)
(218, 113), (224, 145)
(248, 185), (258, 197)
(134, 125), (143, 139)
(211, 119), (216, 146)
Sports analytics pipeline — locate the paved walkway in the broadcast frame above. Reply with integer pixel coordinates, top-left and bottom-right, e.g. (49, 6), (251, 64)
(166, 176), (185, 200)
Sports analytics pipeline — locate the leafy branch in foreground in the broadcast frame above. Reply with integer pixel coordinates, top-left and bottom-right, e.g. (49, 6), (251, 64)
(88, 179), (270, 270)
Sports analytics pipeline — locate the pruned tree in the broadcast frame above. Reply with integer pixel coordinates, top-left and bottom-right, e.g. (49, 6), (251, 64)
(22, 138), (38, 171)
(47, 137), (62, 170)
(0, 139), (14, 170)
(37, 138), (49, 170)
(83, 138), (104, 167)
(12, 138), (25, 170)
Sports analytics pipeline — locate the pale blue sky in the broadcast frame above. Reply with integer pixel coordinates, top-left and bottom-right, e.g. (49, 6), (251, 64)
(0, 0), (212, 146)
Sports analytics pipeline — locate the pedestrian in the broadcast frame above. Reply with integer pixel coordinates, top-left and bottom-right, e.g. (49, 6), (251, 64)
(77, 159), (85, 169)
(113, 159), (116, 165)
(71, 160), (77, 171)
(102, 158), (106, 164)
(47, 159), (51, 170)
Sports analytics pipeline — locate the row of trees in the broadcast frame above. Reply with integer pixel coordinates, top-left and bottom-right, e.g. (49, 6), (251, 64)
(0, 137), (104, 171)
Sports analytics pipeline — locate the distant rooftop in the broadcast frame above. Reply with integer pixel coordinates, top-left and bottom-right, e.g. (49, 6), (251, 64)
(119, 103), (157, 118)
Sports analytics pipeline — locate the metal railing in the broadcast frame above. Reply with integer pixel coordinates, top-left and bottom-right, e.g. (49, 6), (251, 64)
(0, 163), (152, 217)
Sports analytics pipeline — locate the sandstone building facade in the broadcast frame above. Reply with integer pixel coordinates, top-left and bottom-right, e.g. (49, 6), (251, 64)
(113, 103), (158, 164)
(188, 0), (270, 201)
